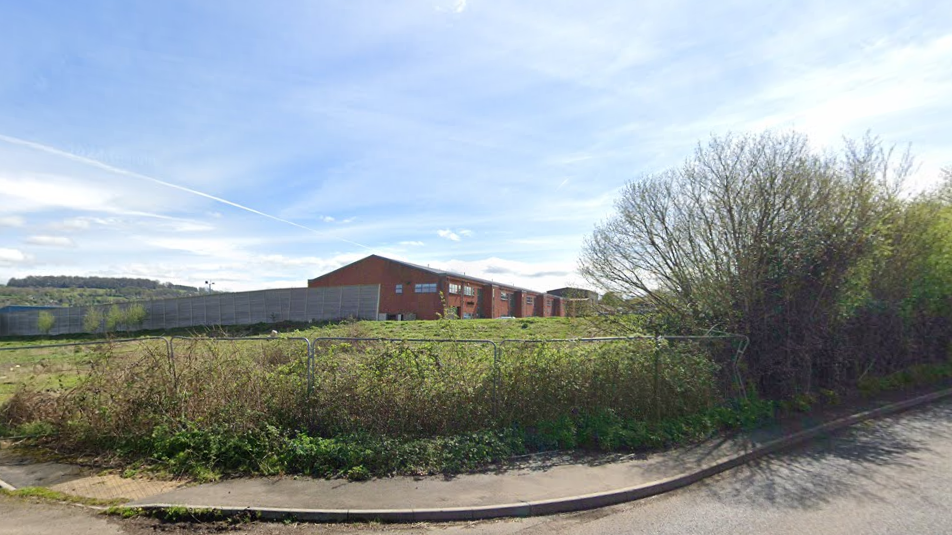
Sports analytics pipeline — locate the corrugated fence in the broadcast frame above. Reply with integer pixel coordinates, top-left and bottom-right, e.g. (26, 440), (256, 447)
(0, 285), (380, 336)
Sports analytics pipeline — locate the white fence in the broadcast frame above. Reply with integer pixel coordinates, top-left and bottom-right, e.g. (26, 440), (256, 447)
(0, 285), (380, 336)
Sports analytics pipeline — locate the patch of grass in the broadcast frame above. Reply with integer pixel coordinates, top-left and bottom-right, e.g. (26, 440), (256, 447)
(300, 316), (611, 342)
(64, 398), (774, 482)
(12, 420), (56, 437)
(859, 361), (952, 396)
(104, 505), (144, 518)
(1, 486), (127, 507)
(525, 397), (775, 452)
(112, 506), (261, 524)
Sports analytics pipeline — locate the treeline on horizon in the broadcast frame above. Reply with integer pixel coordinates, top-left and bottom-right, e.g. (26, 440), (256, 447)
(5, 275), (198, 293)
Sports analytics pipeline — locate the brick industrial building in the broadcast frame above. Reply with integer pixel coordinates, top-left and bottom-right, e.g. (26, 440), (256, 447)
(307, 255), (566, 320)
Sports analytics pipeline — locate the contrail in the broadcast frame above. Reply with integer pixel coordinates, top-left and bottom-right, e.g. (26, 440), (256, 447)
(0, 133), (371, 249)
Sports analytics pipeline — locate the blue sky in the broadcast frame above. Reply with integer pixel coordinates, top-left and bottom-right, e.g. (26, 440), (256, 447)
(1, 1), (950, 293)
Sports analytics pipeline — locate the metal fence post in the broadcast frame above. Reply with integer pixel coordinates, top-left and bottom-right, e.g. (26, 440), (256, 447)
(492, 341), (500, 423)
(306, 337), (314, 397)
(653, 336), (662, 422)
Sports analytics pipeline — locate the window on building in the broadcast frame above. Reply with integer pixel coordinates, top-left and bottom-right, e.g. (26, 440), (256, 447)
(415, 283), (437, 293)
(449, 283), (461, 294)
(526, 296), (534, 306)
(500, 291), (509, 301)
(463, 312), (473, 319)
(464, 286), (474, 297)
(395, 284), (403, 294)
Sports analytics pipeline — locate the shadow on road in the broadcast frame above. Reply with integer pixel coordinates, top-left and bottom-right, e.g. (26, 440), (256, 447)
(695, 399), (952, 510)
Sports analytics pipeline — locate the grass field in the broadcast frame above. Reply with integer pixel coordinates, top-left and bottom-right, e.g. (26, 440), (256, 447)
(0, 338), (170, 404)
(297, 316), (613, 341)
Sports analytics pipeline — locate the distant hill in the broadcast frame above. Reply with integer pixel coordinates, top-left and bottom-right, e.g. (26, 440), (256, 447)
(0, 276), (202, 308)
(6, 275), (198, 292)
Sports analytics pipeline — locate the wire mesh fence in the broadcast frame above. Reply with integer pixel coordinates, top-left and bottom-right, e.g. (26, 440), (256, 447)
(307, 338), (498, 436)
(495, 335), (746, 425)
(1, 334), (747, 439)
(497, 337), (659, 425)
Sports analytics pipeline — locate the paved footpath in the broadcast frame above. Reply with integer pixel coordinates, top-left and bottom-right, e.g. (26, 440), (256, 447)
(3, 387), (950, 522)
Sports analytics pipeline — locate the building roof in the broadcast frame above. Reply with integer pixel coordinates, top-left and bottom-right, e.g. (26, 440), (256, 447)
(315, 255), (562, 298)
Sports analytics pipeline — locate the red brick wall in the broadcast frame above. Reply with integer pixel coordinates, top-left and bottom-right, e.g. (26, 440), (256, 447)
(308, 256), (443, 319)
(440, 278), (468, 318)
(307, 255), (566, 320)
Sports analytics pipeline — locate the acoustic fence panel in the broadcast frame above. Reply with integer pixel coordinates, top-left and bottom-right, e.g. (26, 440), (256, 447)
(0, 285), (380, 337)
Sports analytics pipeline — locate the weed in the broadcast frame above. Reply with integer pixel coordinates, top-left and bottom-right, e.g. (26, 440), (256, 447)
(345, 465), (371, 481)
(1, 487), (126, 507)
(150, 506), (225, 523)
(104, 506), (143, 518)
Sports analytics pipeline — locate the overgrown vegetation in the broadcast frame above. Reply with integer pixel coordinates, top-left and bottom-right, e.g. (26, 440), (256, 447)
(0, 333), (764, 480)
(581, 131), (952, 400)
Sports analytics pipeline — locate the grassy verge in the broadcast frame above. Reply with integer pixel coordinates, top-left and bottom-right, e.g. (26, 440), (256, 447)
(0, 486), (127, 507)
(43, 397), (773, 482)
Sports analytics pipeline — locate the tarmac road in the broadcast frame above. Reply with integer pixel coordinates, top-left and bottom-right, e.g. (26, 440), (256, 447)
(454, 396), (952, 535)
(2, 397), (951, 534)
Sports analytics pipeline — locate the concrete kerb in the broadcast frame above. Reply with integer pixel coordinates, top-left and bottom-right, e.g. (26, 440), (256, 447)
(25, 387), (952, 523)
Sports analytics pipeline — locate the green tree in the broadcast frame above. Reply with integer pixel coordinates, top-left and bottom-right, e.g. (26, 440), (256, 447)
(580, 130), (912, 398)
(83, 308), (104, 333)
(37, 311), (56, 334)
(105, 305), (124, 331)
(124, 303), (148, 329)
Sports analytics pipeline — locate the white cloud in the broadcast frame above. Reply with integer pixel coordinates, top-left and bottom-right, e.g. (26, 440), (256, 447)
(0, 248), (31, 265)
(459, 229), (474, 237)
(0, 216), (25, 227)
(142, 236), (253, 258)
(26, 236), (75, 247)
(436, 256), (583, 292)
(51, 217), (92, 231)
(161, 221), (217, 233)
(399, 241), (425, 246)
(437, 229), (461, 241)
(0, 173), (122, 214)
(321, 216), (336, 222)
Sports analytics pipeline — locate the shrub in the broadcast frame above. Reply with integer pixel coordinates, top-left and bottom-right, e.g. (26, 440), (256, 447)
(37, 311), (56, 334)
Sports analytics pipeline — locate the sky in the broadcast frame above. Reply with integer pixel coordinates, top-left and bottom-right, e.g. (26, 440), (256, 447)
(1, 0), (950, 294)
